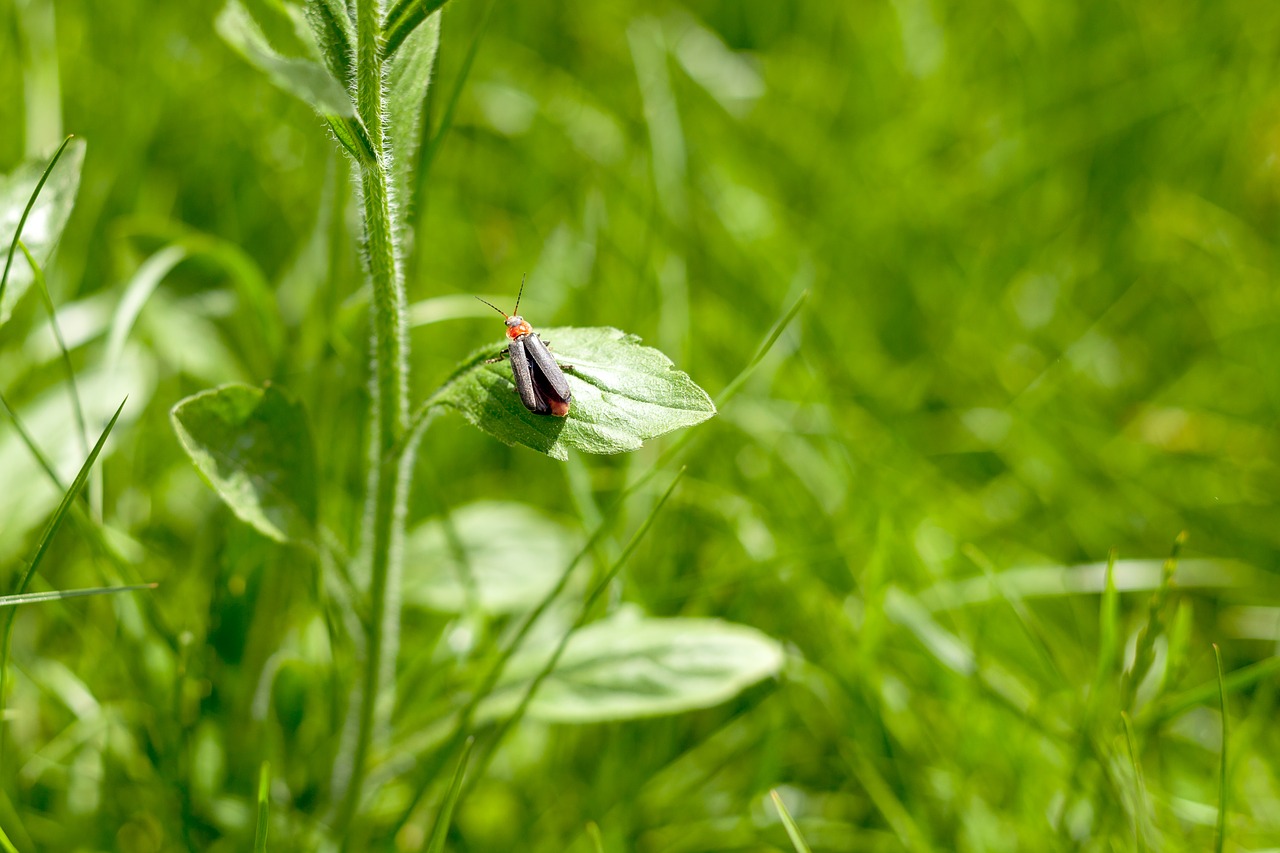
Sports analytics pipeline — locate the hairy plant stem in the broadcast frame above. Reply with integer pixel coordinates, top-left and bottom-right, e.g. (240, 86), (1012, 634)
(335, 0), (412, 837)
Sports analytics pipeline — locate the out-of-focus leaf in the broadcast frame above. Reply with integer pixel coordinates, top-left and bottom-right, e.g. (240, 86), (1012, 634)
(403, 501), (583, 614)
(0, 138), (86, 325)
(170, 384), (318, 543)
(217, 0), (352, 116)
(217, 0), (374, 164)
(385, 8), (440, 222)
(480, 612), (782, 722)
(436, 326), (716, 460)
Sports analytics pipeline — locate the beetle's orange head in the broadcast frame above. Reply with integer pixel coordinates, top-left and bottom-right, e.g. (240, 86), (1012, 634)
(505, 315), (532, 339)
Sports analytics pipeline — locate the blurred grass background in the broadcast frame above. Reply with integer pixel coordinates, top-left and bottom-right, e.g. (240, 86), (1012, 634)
(3, 0), (1280, 850)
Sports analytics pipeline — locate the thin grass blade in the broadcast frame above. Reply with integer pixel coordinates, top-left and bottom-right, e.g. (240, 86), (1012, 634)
(19, 240), (89, 462)
(0, 583), (156, 608)
(1, 136), (75, 315)
(423, 736), (473, 853)
(769, 789), (813, 853)
(0, 397), (126, 755)
(255, 760), (271, 852)
(1213, 644), (1228, 853)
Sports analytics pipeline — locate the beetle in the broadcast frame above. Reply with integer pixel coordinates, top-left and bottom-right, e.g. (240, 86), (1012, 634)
(477, 277), (573, 417)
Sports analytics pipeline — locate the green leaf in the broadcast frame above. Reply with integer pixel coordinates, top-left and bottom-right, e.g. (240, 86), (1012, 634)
(0, 583), (156, 608)
(254, 760), (271, 853)
(437, 326), (716, 460)
(403, 501), (583, 614)
(217, 0), (375, 164)
(385, 6), (440, 221)
(0, 137), (86, 326)
(481, 611), (782, 723)
(770, 790), (814, 853)
(304, 0), (355, 92)
(170, 383), (318, 543)
(424, 737), (472, 853)
(384, 0), (449, 59)
(217, 0), (353, 115)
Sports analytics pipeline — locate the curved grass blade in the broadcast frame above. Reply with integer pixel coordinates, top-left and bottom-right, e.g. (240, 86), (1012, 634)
(1121, 711), (1150, 852)
(0, 583), (156, 608)
(0, 137), (70, 299)
(467, 470), (685, 789)
(0, 136), (82, 325)
(424, 737), (473, 853)
(254, 761), (271, 852)
(1214, 644), (1228, 853)
(1136, 656), (1280, 727)
(0, 397), (126, 760)
(390, 464), (665, 836)
(412, 0), (492, 189)
(0, 391), (139, 572)
(586, 822), (605, 853)
(19, 240), (89, 462)
(769, 790), (813, 853)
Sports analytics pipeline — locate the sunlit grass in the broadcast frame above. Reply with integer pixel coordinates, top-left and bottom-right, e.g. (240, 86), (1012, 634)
(1, 0), (1278, 850)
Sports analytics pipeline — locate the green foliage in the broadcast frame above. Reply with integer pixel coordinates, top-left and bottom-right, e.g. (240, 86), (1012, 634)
(404, 500), (583, 613)
(2, 0), (1279, 851)
(171, 383), (319, 544)
(480, 611), (783, 723)
(437, 326), (716, 459)
(0, 137), (84, 324)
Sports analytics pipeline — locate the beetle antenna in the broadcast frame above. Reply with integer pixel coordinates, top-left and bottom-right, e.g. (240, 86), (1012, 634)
(475, 296), (508, 318)
(513, 273), (527, 314)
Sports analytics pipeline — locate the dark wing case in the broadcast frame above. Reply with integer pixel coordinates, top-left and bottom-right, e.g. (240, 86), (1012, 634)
(508, 337), (550, 414)
(523, 333), (572, 402)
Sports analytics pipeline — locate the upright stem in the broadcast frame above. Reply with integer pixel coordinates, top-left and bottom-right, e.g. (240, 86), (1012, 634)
(335, 0), (411, 836)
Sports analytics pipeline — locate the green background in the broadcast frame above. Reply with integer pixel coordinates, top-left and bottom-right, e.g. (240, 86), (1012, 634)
(2, 0), (1279, 849)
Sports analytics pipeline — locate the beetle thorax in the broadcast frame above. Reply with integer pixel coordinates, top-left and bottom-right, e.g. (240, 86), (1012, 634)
(505, 316), (532, 339)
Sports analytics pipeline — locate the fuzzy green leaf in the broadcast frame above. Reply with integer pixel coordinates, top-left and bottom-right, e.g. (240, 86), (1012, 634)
(171, 384), (318, 543)
(304, 0), (355, 92)
(217, 0), (353, 116)
(404, 501), (583, 614)
(384, 0), (449, 59)
(0, 138), (86, 326)
(217, 0), (374, 164)
(437, 326), (716, 460)
(385, 7), (440, 220)
(480, 612), (783, 722)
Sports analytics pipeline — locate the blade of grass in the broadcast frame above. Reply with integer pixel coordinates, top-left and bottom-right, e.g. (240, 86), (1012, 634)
(0, 397), (126, 765)
(0, 824), (16, 853)
(585, 822), (605, 853)
(1092, 549), (1120, 701)
(255, 760), (271, 852)
(1135, 656), (1280, 727)
(1123, 532), (1186, 709)
(717, 289), (809, 406)
(962, 544), (1068, 689)
(1213, 644), (1228, 853)
(1121, 711), (1150, 853)
(464, 469), (686, 795)
(770, 789), (813, 853)
(19, 240), (89, 463)
(654, 290), (807, 471)
(0, 135), (74, 309)
(0, 583), (157, 608)
(390, 463), (666, 835)
(0, 391), (142, 575)
(411, 0), (494, 199)
(423, 736), (473, 853)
